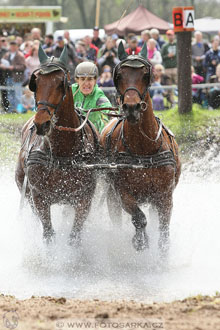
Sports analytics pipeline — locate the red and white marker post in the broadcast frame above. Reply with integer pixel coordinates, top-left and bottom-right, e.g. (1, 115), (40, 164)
(172, 7), (195, 114)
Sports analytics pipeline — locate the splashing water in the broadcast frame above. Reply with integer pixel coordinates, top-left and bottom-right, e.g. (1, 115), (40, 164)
(0, 149), (220, 303)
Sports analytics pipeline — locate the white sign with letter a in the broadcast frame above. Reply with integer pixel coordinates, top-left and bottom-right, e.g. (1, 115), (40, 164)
(183, 9), (194, 29)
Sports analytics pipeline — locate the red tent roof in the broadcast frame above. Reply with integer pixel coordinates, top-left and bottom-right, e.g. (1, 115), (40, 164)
(104, 5), (170, 35)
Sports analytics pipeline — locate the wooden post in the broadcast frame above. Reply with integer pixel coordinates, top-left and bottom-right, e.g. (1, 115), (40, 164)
(177, 31), (192, 114)
(95, 0), (101, 27)
(173, 6), (194, 114)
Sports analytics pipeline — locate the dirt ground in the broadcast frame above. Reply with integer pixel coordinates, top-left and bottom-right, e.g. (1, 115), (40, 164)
(0, 294), (220, 330)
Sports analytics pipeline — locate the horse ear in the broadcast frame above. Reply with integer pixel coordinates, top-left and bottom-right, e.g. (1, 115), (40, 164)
(59, 45), (68, 66)
(139, 42), (148, 60)
(118, 41), (128, 61)
(38, 44), (49, 64)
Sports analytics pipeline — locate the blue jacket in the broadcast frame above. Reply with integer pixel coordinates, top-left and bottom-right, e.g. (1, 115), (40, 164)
(204, 48), (220, 77)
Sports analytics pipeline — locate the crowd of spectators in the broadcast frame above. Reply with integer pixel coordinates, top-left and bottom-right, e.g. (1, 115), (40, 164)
(0, 26), (220, 113)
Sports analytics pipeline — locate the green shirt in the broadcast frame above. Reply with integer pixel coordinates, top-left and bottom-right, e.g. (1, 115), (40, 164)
(72, 83), (112, 132)
(161, 41), (177, 69)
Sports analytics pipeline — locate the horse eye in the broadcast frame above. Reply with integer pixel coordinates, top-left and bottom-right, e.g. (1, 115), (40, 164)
(56, 80), (64, 89)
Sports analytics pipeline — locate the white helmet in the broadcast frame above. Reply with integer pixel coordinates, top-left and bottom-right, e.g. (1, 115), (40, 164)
(75, 61), (98, 78)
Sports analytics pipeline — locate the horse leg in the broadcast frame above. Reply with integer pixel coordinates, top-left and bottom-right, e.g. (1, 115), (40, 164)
(32, 192), (55, 243)
(155, 194), (173, 257)
(68, 199), (92, 247)
(106, 185), (122, 226)
(120, 190), (148, 251)
(131, 208), (149, 251)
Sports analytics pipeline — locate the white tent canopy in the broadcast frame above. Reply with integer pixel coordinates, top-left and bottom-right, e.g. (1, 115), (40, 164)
(194, 17), (220, 34)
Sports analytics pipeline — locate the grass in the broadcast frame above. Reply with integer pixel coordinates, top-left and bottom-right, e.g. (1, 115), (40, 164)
(1, 105), (220, 164)
(0, 112), (33, 126)
(155, 104), (220, 144)
(0, 112), (33, 166)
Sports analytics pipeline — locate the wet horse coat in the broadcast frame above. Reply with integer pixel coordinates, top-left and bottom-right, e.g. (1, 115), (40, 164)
(100, 42), (181, 252)
(15, 46), (99, 243)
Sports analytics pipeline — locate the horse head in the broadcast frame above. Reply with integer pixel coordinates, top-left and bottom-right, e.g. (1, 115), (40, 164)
(30, 45), (70, 135)
(113, 42), (152, 124)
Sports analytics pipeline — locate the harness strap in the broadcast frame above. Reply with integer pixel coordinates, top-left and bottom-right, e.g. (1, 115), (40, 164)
(106, 118), (124, 156)
(25, 150), (176, 170)
(26, 150), (98, 169)
(139, 116), (163, 142)
(104, 117), (176, 170)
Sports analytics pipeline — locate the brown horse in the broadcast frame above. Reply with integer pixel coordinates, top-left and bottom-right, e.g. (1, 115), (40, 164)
(100, 42), (181, 253)
(15, 45), (99, 244)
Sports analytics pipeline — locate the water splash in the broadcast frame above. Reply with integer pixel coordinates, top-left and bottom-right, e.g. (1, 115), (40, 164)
(0, 149), (220, 302)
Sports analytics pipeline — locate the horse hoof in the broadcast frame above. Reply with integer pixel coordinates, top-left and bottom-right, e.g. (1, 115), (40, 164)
(132, 230), (149, 251)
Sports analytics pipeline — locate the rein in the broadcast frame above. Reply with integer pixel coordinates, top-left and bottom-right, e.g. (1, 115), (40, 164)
(54, 107), (121, 132)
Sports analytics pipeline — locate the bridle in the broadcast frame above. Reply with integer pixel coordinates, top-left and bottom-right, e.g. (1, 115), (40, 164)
(113, 55), (152, 107)
(30, 60), (70, 118)
(113, 55), (163, 142)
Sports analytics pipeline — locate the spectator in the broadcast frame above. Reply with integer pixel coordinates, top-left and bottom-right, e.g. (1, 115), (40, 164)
(20, 87), (35, 113)
(76, 40), (87, 60)
(147, 38), (162, 66)
(191, 66), (205, 105)
(63, 30), (75, 48)
(83, 35), (98, 62)
(151, 64), (173, 109)
(192, 31), (209, 78)
(126, 34), (141, 55)
(15, 36), (23, 50)
(97, 65), (115, 105)
(97, 65), (114, 87)
(23, 41), (33, 58)
(91, 26), (103, 49)
(213, 34), (220, 46)
(97, 36), (119, 71)
(204, 37), (220, 82)
(53, 36), (79, 83)
(111, 33), (119, 47)
(0, 36), (9, 111)
(42, 34), (54, 57)
(30, 27), (43, 42)
(1, 40), (26, 112)
(161, 29), (177, 85)
(150, 28), (165, 49)
(207, 63), (220, 109)
(138, 30), (151, 47)
(25, 45), (40, 80)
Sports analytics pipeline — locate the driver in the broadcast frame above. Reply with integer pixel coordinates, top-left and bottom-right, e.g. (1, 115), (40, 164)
(72, 61), (112, 132)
